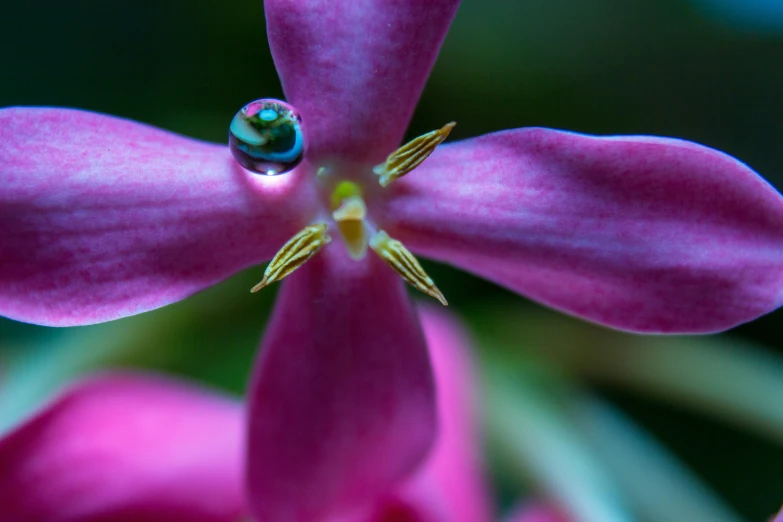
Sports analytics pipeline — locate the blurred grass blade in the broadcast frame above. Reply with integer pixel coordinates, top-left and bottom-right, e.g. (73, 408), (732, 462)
(570, 396), (747, 522)
(484, 361), (636, 522)
(0, 324), (132, 434)
(571, 335), (783, 446)
(0, 268), (273, 435)
(471, 307), (783, 446)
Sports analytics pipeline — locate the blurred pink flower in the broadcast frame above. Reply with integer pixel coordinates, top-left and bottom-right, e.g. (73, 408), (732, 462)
(3, 0), (783, 518)
(0, 308), (495, 522)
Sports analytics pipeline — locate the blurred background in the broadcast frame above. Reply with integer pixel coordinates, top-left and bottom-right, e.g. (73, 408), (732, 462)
(1, 0), (782, 520)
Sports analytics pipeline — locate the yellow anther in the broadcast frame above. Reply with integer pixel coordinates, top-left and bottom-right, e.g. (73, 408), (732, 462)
(251, 223), (331, 292)
(332, 195), (368, 260)
(369, 230), (448, 306)
(373, 122), (456, 187)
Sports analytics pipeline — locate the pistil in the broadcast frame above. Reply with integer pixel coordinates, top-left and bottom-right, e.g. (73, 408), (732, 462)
(332, 195), (369, 260)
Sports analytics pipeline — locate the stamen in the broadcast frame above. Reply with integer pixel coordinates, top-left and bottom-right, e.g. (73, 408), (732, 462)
(251, 223), (331, 292)
(373, 122), (456, 187)
(332, 195), (368, 260)
(369, 230), (448, 306)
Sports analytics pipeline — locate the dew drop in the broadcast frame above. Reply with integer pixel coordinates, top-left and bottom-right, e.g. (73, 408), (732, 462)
(229, 99), (305, 175)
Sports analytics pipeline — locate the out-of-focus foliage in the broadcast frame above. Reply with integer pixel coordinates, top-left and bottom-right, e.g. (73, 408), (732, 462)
(690, 0), (783, 31)
(0, 0), (781, 520)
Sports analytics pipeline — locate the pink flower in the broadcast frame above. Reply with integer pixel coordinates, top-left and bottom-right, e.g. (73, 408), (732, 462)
(2, 0), (783, 518)
(0, 308), (493, 522)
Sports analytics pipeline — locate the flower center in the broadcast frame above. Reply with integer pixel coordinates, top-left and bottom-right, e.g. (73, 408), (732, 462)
(231, 98), (454, 305)
(326, 178), (448, 306)
(330, 181), (369, 260)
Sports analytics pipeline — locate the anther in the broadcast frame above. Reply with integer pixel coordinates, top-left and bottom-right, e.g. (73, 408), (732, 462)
(369, 230), (448, 306)
(251, 223), (331, 292)
(373, 122), (456, 187)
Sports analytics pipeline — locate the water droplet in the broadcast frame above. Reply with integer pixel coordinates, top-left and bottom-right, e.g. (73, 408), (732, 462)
(229, 99), (305, 175)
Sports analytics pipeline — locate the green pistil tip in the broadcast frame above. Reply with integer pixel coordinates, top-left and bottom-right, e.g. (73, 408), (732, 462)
(330, 180), (363, 210)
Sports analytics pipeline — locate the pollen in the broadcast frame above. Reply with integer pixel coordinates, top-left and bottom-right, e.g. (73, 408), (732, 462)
(373, 122), (455, 187)
(251, 223), (331, 292)
(369, 230), (448, 306)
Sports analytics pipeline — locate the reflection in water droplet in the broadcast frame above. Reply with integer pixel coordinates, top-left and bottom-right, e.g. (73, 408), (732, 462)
(229, 99), (305, 175)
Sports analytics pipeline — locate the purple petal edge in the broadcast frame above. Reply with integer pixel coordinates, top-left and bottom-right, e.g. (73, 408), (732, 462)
(0, 107), (316, 326)
(264, 0), (460, 165)
(246, 246), (436, 522)
(382, 127), (783, 333)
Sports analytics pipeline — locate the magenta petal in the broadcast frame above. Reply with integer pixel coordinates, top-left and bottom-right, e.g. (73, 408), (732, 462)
(246, 247), (436, 522)
(0, 373), (244, 522)
(264, 0), (460, 164)
(381, 128), (783, 333)
(0, 107), (316, 326)
(370, 307), (493, 522)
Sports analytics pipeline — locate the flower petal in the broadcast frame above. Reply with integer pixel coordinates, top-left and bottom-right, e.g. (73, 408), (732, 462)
(0, 373), (244, 522)
(246, 247), (436, 522)
(264, 0), (460, 164)
(0, 107), (316, 326)
(374, 307), (492, 522)
(381, 128), (783, 333)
